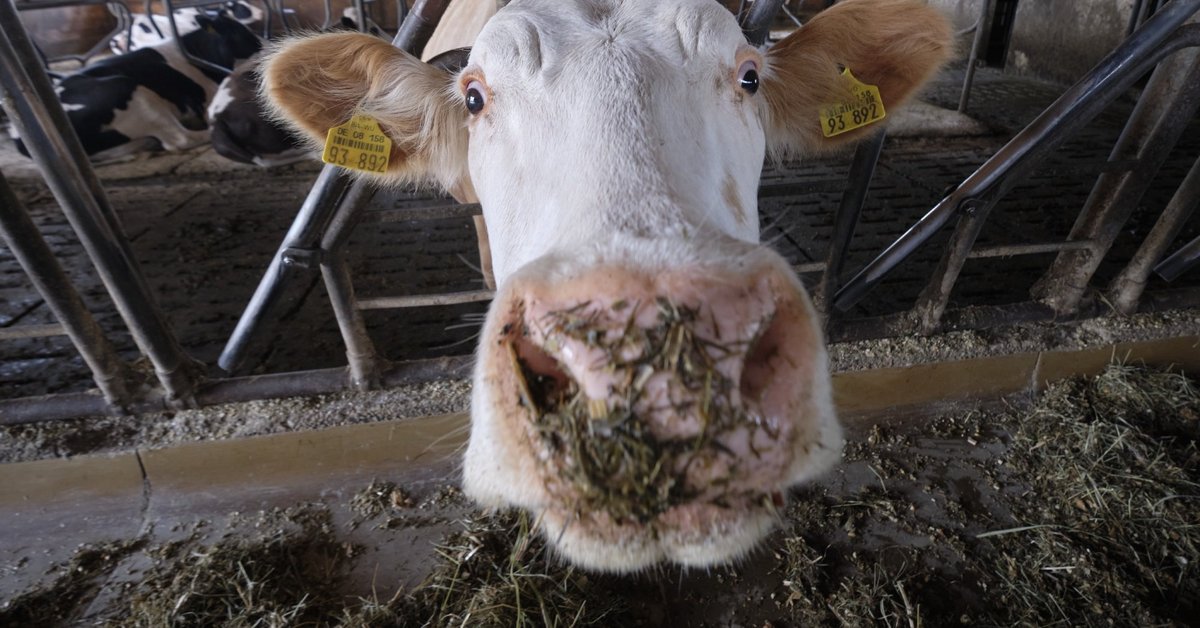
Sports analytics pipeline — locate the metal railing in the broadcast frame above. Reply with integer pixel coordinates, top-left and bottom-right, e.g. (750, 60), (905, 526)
(1, 0), (1198, 424)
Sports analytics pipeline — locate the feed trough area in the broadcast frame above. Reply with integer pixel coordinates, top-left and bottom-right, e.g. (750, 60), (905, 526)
(2, 364), (1198, 625)
(2, 0), (1200, 625)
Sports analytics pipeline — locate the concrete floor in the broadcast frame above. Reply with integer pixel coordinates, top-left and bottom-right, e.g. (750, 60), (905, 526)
(1, 66), (1199, 401)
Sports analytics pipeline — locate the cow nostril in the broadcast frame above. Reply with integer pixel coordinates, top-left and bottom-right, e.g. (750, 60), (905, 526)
(509, 334), (571, 411)
(740, 311), (784, 404)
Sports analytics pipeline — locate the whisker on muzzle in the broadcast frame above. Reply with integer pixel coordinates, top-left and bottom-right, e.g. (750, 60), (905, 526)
(456, 252), (486, 278)
(418, 420), (472, 460)
(430, 330), (482, 351)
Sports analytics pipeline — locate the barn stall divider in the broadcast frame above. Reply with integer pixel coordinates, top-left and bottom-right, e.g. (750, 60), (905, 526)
(1, 0), (1199, 425)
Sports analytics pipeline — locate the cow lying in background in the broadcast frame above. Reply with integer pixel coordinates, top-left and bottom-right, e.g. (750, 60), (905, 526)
(13, 14), (260, 162)
(263, 0), (950, 571)
(208, 17), (380, 167)
(110, 1), (263, 53)
(207, 52), (306, 166)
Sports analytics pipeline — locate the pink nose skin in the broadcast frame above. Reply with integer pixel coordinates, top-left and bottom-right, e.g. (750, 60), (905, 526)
(467, 261), (840, 571)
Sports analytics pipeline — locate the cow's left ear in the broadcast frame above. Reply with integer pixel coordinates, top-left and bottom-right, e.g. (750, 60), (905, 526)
(260, 32), (469, 190)
(759, 0), (953, 156)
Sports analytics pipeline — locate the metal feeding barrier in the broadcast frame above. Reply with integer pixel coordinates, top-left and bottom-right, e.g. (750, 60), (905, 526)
(1, 0), (1199, 424)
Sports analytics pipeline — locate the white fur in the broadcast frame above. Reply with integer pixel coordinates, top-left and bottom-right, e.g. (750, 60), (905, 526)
(466, 0), (764, 282)
(262, 0), (847, 573)
(459, 0), (840, 571)
(105, 85), (211, 153)
(207, 75), (237, 119)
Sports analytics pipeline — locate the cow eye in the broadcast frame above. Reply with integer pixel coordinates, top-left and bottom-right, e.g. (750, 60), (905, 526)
(738, 60), (759, 95)
(465, 80), (487, 114)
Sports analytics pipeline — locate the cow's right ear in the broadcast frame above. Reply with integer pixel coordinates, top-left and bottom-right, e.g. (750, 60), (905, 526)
(260, 32), (468, 190)
(758, 0), (953, 157)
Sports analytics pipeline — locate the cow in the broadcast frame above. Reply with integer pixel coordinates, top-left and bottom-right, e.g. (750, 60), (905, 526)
(261, 0), (951, 571)
(12, 14), (261, 162)
(207, 52), (307, 166)
(110, 1), (263, 54)
(207, 16), (397, 168)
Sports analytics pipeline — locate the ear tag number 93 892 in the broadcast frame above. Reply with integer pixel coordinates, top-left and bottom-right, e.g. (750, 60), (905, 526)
(322, 115), (392, 174)
(819, 68), (886, 138)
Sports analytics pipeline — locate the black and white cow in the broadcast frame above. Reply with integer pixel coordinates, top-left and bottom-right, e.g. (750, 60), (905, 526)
(207, 52), (307, 166)
(13, 14), (260, 162)
(206, 18), (372, 167)
(110, 1), (263, 54)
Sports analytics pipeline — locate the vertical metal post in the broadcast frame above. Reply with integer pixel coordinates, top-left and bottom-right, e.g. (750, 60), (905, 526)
(354, 0), (368, 32)
(218, 0), (452, 374)
(394, 0), (451, 52)
(910, 196), (1000, 334)
(0, 171), (132, 406)
(1128, 0), (1149, 36)
(319, 183), (382, 389)
(1033, 47), (1200, 315)
(1108, 153), (1200, 313)
(817, 129), (886, 323)
(0, 0), (198, 402)
(959, 0), (997, 113)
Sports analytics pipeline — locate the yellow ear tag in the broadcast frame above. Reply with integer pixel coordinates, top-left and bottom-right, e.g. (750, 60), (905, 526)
(819, 68), (886, 138)
(322, 115), (392, 174)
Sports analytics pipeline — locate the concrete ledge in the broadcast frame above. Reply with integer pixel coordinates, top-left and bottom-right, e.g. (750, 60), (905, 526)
(836, 334), (1200, 420)
(2, 335), (1194, 501)
(1, 335), (1196, 603)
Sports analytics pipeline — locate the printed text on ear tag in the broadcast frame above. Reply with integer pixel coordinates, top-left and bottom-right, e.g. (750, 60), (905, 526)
(322, 115), (392, 174)
(819, 68), (886, 138)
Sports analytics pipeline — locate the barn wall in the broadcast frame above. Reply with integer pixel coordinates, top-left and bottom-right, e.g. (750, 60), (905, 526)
(927, 0), (1136, 85)
(18, 5), (115, 58)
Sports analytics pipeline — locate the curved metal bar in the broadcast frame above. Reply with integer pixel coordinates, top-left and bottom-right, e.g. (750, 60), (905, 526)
(959, 0), (996, 113)
(742, 0), (786, 46)
(832, 3), (1200, 313)
(1155, 234), (1200, 282)
(163, 0), (233, 77)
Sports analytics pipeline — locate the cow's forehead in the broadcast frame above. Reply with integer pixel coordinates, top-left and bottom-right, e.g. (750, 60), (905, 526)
(471, 0), (747, 77)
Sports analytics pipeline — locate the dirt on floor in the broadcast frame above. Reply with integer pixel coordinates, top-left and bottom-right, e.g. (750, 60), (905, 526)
(2, 363), (1196, 626)
(0, 378), (472, 464)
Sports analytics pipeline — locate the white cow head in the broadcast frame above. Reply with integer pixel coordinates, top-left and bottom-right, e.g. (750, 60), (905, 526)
(263, 0), (950, 572)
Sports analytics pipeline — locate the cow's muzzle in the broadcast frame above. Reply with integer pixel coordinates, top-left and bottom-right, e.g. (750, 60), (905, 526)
(465, 259), (840, 571)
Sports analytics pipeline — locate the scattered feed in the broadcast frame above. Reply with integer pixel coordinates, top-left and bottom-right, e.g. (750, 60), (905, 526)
(513, 298), (762, 523)
(777, 363), (1199, 625)
(3, 363), (1196, 625)
(0, 540), (143, 625)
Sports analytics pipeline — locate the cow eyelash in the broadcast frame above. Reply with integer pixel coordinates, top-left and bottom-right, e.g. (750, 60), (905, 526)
(738, 59), (759, 95)
(461, 74), (489, 115)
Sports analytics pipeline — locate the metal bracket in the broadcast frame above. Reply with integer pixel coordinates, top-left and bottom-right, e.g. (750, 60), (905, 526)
(281, 247), (323, 270)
